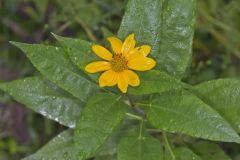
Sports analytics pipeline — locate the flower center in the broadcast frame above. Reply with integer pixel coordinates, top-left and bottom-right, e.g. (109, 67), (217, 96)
(110, 54), (128, 72)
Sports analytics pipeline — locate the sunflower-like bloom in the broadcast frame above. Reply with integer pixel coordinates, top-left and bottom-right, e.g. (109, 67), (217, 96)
(85, 33), (156, 93)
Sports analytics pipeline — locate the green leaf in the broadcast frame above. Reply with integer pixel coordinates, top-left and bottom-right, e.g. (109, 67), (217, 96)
(0, 77), (83, 128)
(165, 147), (201, 160)
(10, 42), (99, 102)
(74, 93), (127, 159)
(23, 130), (77, 160)
(118, 0), (196, 78)
(194, 79), (240, 132)
(190, 141), (231, 160)
(53, 34), (99, 82)
(128, 70), (185, 95)
(117, 135), (163, 160)
(173, 148), (201, 160)
(146, 90), (240, 143)
(95, 119), (138, 157)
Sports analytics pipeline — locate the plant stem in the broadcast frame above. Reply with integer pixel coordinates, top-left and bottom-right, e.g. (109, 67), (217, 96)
(138, 119), (144, 139)
(147, 128), (162, 133)
(126, 93), (135, 107)
(126, 94), (146, 117)
(135, 102), (150, 107)
(126, 113), (143, 121)
(163, 132), (176, 160)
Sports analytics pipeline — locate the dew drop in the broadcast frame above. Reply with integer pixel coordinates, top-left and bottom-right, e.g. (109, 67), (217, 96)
(54, 117), (59, 122)
(69, 122), (76, 128)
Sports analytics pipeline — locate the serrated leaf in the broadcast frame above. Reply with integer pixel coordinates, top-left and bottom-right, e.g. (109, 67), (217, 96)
(11, 42), (99, 102)
(0, 77), (83, 128)
(190, 141), (231, 160)
(117, 135), (163, 160)
(23, 130), (77, 160)
(53, 34), (99, 82)
(165, 147), (201, 160)
(146, 90), (240, 143)
(118, 0), (196, 78)
(74, 93), (127, 159)
(195, 79), (240, 132)
(129, 70), (185, 95)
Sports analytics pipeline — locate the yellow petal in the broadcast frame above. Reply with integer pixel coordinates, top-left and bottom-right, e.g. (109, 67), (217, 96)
(138, 45), (151, 56)
(99, 70), (117, 87)
(117, 72), (128, 93)
(108, 73), (118, 86)
(122, 33), (136, 55)
(123, 70), (140, 87)
(125, 45), (152, 60)
(128, 57), (156, 71)
(107, 37), (123, 54)
(92, 45), (112, 60)
(125, 48), (140, 61)
(85, 61), (111, 73)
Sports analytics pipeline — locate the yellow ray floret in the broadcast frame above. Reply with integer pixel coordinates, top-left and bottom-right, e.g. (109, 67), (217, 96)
(85, 33), (156, 93)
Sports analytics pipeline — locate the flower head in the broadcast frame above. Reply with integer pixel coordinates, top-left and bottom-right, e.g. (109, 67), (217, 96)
(85, 33), (156, 93)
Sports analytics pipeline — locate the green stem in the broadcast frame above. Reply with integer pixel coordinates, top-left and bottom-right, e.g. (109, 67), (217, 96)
(163, 132), (176, 160)
(126, 95), (146, 140)
(135, 102), (150, 107)
(138, 119), (144, 139)
(126, 113), (143, 121)
(147, 128), (162, 133)
(126, 93), (135, 107)
(126, 95), (146, 117)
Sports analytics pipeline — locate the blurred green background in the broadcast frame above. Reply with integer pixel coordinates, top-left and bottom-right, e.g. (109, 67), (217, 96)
(0, 0), (240, 159)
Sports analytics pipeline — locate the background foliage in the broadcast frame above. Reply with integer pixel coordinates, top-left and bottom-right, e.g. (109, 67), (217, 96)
(0, 0), (240, 159)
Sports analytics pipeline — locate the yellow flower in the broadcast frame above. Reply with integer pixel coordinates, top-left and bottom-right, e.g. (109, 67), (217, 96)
(85, 33), (156, 93)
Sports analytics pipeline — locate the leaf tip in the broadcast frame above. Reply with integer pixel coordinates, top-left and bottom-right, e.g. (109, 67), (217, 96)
(9, 41), (20, 46)
(9, 41), (29, 50)
(51, 32), (59, 39)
